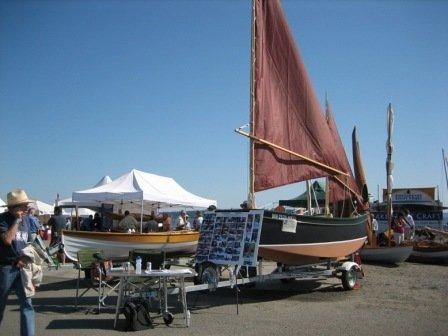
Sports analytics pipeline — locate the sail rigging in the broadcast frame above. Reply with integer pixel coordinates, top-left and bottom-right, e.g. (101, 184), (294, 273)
(249, 0), (354, 193)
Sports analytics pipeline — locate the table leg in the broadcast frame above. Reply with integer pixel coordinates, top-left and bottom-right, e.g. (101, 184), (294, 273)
(114, 277), (125, 329)
(180, 277), (188, 326)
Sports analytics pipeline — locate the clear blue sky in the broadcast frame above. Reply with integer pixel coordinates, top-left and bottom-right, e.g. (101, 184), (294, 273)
(1, 0), (447, 208)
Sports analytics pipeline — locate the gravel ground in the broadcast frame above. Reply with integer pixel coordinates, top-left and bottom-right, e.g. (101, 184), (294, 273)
(1, 261), (447, 336)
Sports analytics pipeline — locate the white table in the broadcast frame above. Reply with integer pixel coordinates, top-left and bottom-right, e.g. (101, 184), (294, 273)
(110, 268), (195, 329)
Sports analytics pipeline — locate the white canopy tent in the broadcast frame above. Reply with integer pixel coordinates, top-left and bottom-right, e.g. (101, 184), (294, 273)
(58, 175), (113, 216)
(34, 200), (55, 215)
(73, 169), (217, 209)
(0, 198), (6, 213)
(72, 169), (217, 231)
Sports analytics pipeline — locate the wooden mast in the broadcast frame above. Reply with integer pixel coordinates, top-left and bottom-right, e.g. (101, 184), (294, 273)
(247, 0), (256, 209)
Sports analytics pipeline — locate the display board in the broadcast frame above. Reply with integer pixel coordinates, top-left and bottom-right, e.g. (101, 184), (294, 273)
(195, 210), (264, 267)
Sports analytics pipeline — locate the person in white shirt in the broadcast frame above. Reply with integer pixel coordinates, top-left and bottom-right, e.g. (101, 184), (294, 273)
(176, 210), (191, 230)
(370, 213), (379, 246)
(403, 208), (415, 240)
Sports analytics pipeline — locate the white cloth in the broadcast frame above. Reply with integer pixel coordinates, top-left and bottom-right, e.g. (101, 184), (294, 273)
(372, 218), (379, 232)
(20, 244), (44, 297)
(176, 216), (191, 230)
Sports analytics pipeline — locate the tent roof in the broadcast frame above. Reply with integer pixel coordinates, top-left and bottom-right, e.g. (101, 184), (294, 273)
(72, 169), (217, 210)
(93, 175), (112, 187)
(279, 181), (326, 207)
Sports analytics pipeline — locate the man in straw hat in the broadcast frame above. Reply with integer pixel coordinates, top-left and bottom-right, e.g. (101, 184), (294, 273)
(0, 189), (36, 336)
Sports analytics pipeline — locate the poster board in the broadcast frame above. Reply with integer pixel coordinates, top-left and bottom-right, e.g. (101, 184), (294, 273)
(195, 210), (264, 267)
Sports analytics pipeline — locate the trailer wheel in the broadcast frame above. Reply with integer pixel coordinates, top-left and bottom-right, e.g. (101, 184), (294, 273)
(341, 265), (358, 290)
(163, 311), (174, 326)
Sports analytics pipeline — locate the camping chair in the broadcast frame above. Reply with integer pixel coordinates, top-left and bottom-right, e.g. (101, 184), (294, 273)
(74, 248), (119, 312)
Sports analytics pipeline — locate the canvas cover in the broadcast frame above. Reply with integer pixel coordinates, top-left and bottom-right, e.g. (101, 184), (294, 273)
(253, 0), (351, 192)
(72, 169), (217, 210)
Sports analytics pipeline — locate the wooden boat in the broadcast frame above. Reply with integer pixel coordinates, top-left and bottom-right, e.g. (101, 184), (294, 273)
(259, 212), (367, 265)
(233, 0), (367, 266)
(408, 228), (448, 263)
(62, 230), (199, 262)
(360, 246), (413, 264)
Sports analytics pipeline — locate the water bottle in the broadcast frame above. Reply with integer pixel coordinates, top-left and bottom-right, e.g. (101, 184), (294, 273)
(186, 309), (191, 327)
(135, 256), (142, 274)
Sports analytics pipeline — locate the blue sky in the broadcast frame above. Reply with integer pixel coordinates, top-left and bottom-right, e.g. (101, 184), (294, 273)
(1, 0), (447, 208)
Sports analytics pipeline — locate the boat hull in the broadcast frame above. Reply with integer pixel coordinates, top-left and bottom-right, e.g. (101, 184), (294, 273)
(258, 212), (367, 265)
(360, 246), (413, 264)
(62, 230), (199, 261)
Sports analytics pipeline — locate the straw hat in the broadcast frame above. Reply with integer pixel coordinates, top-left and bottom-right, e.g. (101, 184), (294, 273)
(4, 189), (34, 208)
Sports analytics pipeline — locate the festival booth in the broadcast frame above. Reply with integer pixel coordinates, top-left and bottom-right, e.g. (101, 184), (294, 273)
(72, 169), (217, 232)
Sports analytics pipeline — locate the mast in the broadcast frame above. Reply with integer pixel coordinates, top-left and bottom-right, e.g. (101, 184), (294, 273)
(443, 148), (448, 192)
(248, 0), (256, 208)
(386, 103), (394, 247)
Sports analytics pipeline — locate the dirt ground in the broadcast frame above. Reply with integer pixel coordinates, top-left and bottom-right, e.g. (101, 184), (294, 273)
(1, 261), (447, 336)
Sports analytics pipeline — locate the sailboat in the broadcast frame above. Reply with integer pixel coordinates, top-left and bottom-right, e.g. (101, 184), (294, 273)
(234, 0), (367, 266)
(359, 104), (412, 263)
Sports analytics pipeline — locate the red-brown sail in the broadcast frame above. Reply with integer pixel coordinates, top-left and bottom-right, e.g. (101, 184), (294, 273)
(325, 101), (360, 203)
(252, 0), (350, 192)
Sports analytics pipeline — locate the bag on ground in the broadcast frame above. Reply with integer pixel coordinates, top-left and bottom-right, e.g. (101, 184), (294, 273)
(123, 297), (154, 331)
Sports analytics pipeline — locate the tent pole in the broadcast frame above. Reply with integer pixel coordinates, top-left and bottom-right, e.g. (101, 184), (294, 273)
(140, 198), (144, 233)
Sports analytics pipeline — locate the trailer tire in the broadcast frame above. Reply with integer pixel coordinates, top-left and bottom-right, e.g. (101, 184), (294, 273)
(341, 265), (358, 290)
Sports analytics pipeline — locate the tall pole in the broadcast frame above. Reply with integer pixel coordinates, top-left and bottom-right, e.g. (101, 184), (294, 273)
(443, 148), (448, 191)
(247, 0), (256, 209)
(386, 103), (394, 247)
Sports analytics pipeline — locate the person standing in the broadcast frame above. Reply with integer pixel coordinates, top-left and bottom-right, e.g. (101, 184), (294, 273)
(91, 212), (102, 231)
(0, 189), (36, 336)
(48, 206), (66, 264)
(370, 213), (379, 246)
(192, 211), (203, 231)
(393, 213), (406, 246)
(23, 204), (41, 243)
(403, 208), (415, 240)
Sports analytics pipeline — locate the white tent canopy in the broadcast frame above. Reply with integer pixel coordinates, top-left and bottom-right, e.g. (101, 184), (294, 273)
(72, 169), (217, 211)
(0, 198), (6, 213)
(58, 175), (113, 214)
(92, 175), (112, 188)
(34, 200), (54, 215)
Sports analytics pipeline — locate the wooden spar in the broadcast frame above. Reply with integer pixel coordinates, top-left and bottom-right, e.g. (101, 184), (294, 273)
(235, 128), (349, 177)
(331, 175), (363, 201)
(248, 0), (256, 208)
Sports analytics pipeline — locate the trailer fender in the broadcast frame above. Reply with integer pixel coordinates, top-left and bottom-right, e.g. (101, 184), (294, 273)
(337, 262), (363, 278)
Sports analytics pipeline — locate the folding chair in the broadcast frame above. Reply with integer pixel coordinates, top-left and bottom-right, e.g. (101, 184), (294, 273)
(74, 248), (119, 312)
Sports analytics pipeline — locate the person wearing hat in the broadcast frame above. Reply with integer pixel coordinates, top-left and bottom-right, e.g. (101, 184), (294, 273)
(0, 189), (36, 336)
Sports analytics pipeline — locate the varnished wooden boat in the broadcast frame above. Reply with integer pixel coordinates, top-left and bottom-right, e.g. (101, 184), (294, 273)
(62, 230), (199, 261)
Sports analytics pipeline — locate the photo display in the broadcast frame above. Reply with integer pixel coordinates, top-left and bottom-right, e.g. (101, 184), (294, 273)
(195, 210), (264, 266)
